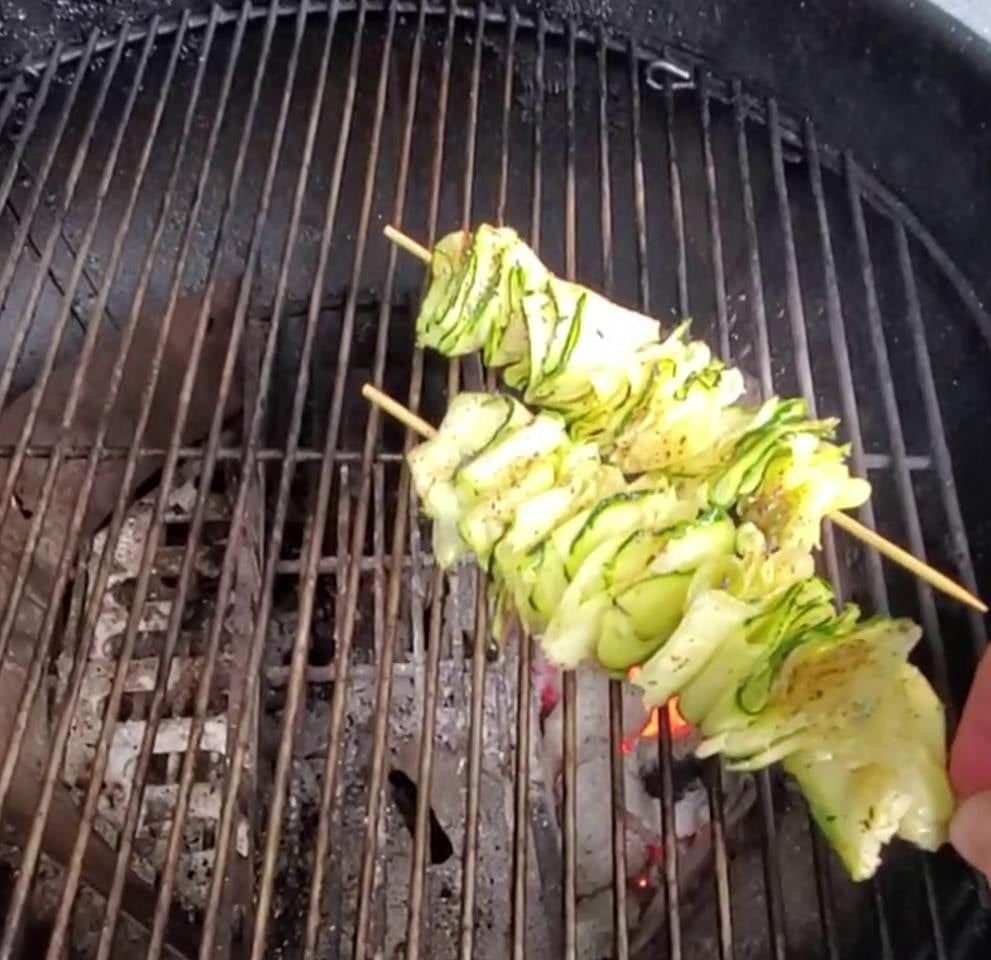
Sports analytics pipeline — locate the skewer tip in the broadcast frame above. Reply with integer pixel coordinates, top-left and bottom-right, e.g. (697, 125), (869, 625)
(362, 382), (436, 439)
(829, 511), (987, 614)
(384, 224), (431, 264)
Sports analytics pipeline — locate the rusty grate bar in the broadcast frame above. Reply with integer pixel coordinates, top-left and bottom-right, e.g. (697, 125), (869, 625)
(35, 13), (192, 957)
(694, 68), (737, 960)
(237, 0), (373, 954)
(598, 31), (630, 960)
(844, 150), (951, 959)
(764, 96), (843, 960)
(557, 17), (581, 960)
(727, 81), (793, 960)
(893, 220), (988, 658)
(193, 0), (345, 952)
(0, 4), (243, 954)
(660, 69), (688, 960)
(0, 39), (80, 383)
(0, 21), (174, 956)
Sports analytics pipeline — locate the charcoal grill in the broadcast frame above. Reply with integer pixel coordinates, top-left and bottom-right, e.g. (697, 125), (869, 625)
(0, 1), (989, 957)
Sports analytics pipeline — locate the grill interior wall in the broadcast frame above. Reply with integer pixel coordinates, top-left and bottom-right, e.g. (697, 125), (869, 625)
(0, 3), (988, 958)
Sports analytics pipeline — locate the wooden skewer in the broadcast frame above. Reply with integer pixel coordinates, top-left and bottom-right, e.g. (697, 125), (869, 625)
(384, 224), (431, 264)
(362, 383), (436, 439)
(380, 224), (988, 615)
(828, 511), (986, 612)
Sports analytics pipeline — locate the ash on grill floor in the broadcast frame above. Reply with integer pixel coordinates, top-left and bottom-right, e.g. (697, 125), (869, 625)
(259, 617), (535, 960)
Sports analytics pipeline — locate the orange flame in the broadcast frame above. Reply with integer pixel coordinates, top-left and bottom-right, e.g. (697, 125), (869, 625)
(624, 698), (693, 752)
(667, 695), (692, 738)
(640, 706), (662, 740)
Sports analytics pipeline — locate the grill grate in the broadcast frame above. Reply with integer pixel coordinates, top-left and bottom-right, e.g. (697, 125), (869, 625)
(0, 2), (989, 958)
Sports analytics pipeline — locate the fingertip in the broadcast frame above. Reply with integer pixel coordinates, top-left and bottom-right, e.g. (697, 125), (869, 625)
(950, 650), (991, 797)
(950, 731), (991, 797)
(949, 791), (991, 881)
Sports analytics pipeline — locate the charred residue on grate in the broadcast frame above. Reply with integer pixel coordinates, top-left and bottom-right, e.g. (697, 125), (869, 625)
(0, 3), (987, 959)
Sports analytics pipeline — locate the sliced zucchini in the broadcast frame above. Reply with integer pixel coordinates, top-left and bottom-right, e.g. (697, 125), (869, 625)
(458, 458), (559, 564)
(784, 752), (908, 882)
(455, 413), (568, 500)
(407, 393), (531, 568)
(596, 572), (694, 671)
(782, 659), (952, 879)
(417, 230), (470, 346)
(563, 486), (692, 579)
(739, 434), (872, 551)
(631, 589), (753, 708)
(699, 617), (921, 765)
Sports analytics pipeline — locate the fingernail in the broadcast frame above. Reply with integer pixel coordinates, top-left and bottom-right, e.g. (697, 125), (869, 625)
(949, 791), (991, 878)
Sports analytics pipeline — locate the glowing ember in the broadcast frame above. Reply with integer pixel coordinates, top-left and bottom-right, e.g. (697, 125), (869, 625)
(636, 873), (650, 889)
(539, 680), (559, 715)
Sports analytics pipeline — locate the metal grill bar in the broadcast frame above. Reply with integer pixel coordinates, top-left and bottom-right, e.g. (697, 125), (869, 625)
(807, 105), (928, 956)
(805, 118), (907, 960)
(894, 223), (988, 657)
(0, 27), (140, 673)
(844, 152), (950, 959)
(660, 72), (687, 960)
(765, 99), (844, 590)
(128, 4), (281, 953)
(181, 1), (344, 953)
(215, 0), (368, 952)
(560, 17), (579, 958)
(0, 444), (931, 469)
(0, 27), (150, 955)
(486, 13), (523, 960)
(768, 99), (869, 960)
(0, 30), (116, 692)
(729, 83), (791, 960)
(699, 71), (731, 365)
(845, 155), (952, 704)
(732, 80), (773, 400)
(694, 70), (737, 960)
(766, 96), (859, 960)
(511, 10), (538, 953)
(629, 41), (650, 317)
(5, 10), (155, 929)
(0, 33), (110, 680)
(172, 0), (309, 951)
(20, 9), (220, 956)
(71, 3), (274, 957)
(597, 32), (630, 960)
(380, 3), (429, 957)
(803, 123), (889, 611)
(4, 5), (242, 955)
(39, 14), (190, 957)
(348, 8), (413, 944)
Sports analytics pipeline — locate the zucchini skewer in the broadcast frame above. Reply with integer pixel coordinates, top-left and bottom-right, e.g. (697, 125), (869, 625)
(383, 223), (986, 613)
(363, 383), (954, 881)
